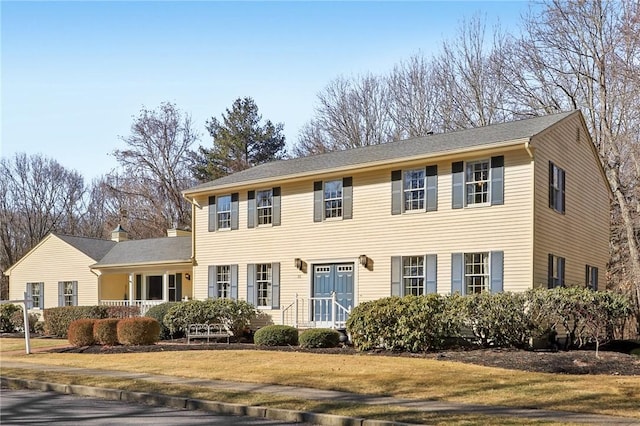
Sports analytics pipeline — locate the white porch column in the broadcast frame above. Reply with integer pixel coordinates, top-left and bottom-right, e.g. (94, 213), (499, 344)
(163, 272), (169, 302)
(128, 273), (134, 303)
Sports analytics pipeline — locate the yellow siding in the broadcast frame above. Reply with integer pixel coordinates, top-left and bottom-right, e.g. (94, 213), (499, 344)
(193, 148), (536, 324)
(99, 274), (128, 300)
(532, 114), (610, 288)
(7, 235), (100, 309)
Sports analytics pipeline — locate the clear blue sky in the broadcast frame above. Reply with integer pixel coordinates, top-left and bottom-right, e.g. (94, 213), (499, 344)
(1, 1), (532, 181)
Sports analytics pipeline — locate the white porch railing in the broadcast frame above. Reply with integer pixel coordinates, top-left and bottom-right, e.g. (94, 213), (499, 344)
(281, 292), (351, 329)
(100, 300), (164, 316)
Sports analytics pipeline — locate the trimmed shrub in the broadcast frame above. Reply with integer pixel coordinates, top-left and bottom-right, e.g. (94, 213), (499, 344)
(163, 299), (256, 337)
(9, 308), (40, 334)
(254, 325), (298, 346)
(117, 317), (160, 345)
(299, 328), (340, 348)
(145, 302), (179, 339)
(93, 319), (120, 346)
(0, 303), (21, 333)
(44, 306), (109, 338)
(105, 306), (140, 319)
(68, 319), (96, 346)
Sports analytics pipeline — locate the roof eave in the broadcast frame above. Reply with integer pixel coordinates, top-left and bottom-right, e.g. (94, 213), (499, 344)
(91, 259), (194, 270)
(183, 138), (529, 196)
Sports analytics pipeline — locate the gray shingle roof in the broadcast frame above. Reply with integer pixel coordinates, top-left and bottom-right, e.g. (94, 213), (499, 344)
(93, 236), (191, 267)
(55, 234), (117, 261)
(185, 111), (576, 194)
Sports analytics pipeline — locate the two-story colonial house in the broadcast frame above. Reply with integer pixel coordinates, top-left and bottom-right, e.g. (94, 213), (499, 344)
(182, 110), (610, 329)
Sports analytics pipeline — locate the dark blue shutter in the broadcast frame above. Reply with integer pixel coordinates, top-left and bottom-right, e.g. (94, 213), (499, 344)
(425, 166), (438, 212)
(426, 254), (437, 294)
(271, 262), (280, 309)
(313, 181), (323, 222)
(342, 177), (353, 220)
(548, 254), (554, 289)
(247, 264), (256, 305)
(592, 267), (598, 291)
(560, 169), (566, 213)
(490, 156), (504, 205)
(208, 265), (217, 298)
(391, 256), (401, 296)
(230, 265), (238, 300)
(58, 282), (63, 306)
(230, 193), (239, 230)
(247, 191), (256, 228)
(391, 170), (402, 215)
(39, 283), (44, 309)
(548, 162), (554, 209)
(272, 187), (281, 226)
(208, 196), (217, 232)
(176, 273), (183, 301)
(490, 251), (504, 293)
(452, 162), (464, 209)
(72, 281), (78, 306)
(559, 257), (565, 286)
(451, 253), (464, 295)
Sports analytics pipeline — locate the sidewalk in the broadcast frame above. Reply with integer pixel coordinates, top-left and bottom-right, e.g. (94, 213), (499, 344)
(1, 359), (638, 426)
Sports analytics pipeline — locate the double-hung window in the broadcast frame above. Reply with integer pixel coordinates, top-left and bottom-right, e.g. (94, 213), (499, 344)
(217, 265), (231, 299)
(217, 195), (232, 229)
(314, 178), (352, 221)
(256, 264), (272, 307)
(324, 180), (343, 219)
(58, 281), (77, 306)
(27, 282), (44, 309)
(208, 264), (238, 299)
(548, 254), (565, 288)
(466, 160), (490, 205)
(256, 190), (273, 225)
(390, 255), (437, 296)
(464, 252), (489, 293)
(549, 161), (566, 213)
(403, 256), (425, 296)
(586, 265), (598, 291)
(404, 169), (425, 211)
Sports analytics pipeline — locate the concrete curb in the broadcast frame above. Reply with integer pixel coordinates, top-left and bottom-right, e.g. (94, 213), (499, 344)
(1, 377), (414, 426)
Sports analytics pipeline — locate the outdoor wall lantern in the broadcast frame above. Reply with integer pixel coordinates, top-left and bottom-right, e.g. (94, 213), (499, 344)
(359, 255), (373, 271)
(185, 273), (191, 281)
(294, 258), (307, 273)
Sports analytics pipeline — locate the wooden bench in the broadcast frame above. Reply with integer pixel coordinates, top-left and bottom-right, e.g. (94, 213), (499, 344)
(187, 323), (232, 344)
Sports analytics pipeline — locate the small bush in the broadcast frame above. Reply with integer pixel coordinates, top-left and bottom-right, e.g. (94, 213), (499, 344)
(105, 306), (140, 319)
(163, 299), (256, 337)
(145, 302), (179, 339)
(0, 304), (21, 333)
(299, 328), (340, 348)
(93, 319), (120, 346)
(68, 319), (96, 346)
(10, 309), (41, 334)
(44, 306), (109, 338)
(254, 325), (298, 346)
(117, 317), (160, 345)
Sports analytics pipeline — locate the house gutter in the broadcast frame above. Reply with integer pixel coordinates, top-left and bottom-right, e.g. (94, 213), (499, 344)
(524, 139), (534, 159)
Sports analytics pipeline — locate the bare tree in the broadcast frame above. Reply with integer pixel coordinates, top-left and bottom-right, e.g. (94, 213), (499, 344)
(293, 74), (394, 156)
(0, 153), (85, 298)
(505, 0), (640, 325)
(109, 102), (198, 237)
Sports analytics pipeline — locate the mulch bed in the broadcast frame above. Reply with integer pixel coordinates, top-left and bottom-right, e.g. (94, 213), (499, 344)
(47, 340), (640, 376)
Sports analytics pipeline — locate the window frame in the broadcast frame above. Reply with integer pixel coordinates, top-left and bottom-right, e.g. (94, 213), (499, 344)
(586, 265), (598, 291)
(402, 256), (425, 296)
(216, 265), (231, 299)
(548, 254), (566, 288)
(549, 161), (566, 214)
(28, 282), (43, 309)
(465, 159), (490, 206)
(323, 179), (343, 219)
(403, 169), (426, 212)
(256, 189), (273, 226)
(255, 263), (273, 308)
(61, 281), (75, 306)
(464, 252), (490, 294)
(216, 195), (232, 229)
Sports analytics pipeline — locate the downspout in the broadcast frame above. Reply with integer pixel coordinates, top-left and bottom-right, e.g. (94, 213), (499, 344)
(524, 139), (534, 159)
(182, 194), (198, 264)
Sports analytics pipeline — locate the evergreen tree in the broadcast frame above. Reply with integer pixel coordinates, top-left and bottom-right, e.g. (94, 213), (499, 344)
(194, 97), (286, 181)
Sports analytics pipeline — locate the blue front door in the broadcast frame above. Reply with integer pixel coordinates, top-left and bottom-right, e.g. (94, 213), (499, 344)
(313, 263), (354, 323)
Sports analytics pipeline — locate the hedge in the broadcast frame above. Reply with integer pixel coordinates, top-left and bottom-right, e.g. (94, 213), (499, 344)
(68, 319), (96, 346)
(163, 299), (256, 336)
(254, 325), (298, 346)
(44, 306), (109, 338)
(117, 317), (160, 345)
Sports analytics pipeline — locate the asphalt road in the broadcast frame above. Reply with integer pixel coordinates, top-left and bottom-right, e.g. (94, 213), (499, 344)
(0, 388), (313, 425)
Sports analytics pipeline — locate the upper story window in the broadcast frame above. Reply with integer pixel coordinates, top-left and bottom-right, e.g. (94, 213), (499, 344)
(466, 160), (489, 205)
(549, 161), (565, 214)
(27, 282), (44, 309)
(391, 166), (437, 215)
(314, 178), (352, 222)
(404, 169), (425, 211)
(452, 156), (503, 209)
(548, 254), (565, 288)
(257, 190), (273, 225)
(217, 195), (232, 229)
(208, 193), (239, 232)
(324, 180), (343, 219)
